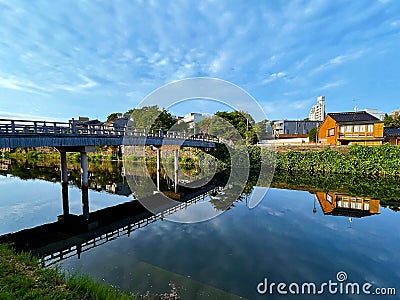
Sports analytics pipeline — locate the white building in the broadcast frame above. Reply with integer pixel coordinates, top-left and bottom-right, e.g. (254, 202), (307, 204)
(309, 96), (326, 121)
(182, 113), (205, 124)
(181, 113), (205, 133)
(363, 109), (385, 121)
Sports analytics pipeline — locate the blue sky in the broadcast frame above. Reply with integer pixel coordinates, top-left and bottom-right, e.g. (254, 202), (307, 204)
(0, 0), (399, 122)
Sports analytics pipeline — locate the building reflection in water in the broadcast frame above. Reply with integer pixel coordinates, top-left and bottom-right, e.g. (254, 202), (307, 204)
(315, 192), (380, 218)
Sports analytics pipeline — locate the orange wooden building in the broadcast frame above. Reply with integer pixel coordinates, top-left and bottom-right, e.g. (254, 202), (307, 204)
(318, 111), (384, 145)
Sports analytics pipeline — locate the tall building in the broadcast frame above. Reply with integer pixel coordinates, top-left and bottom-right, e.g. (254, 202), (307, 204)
(309, 96), (326, 121)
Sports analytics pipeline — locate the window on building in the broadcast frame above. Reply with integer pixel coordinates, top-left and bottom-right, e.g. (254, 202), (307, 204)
(353, 125), (359, 132)
(358, 125), (365, 136)
(328, 128), (335, 136)
(367, 124), (373, 132)
(346, 125), (352, 132)
(327, 194), (333, 204)
(339, 126), (345, 133)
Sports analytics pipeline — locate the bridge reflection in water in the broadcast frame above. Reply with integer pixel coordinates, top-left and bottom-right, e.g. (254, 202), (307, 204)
(0, 182), (219, 267)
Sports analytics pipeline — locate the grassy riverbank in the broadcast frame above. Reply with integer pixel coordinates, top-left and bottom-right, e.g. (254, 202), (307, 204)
(274, 144), (400, 176)
(3, 144), (400, 176)
(0, 244), (184, 299)
(0, 244), (141, 300)
(1, 147), (202, 166)
(243, 144), (400, 176)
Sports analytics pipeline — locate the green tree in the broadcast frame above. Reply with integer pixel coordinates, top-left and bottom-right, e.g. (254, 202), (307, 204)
(254, 119), (270, 140)
(107, 112), (123, 121)
(213, 111), (259, 145)
(170, 120), (190, 132)
(308, 127), (318, 142)
(125, 105), (175, 131)
(384, 114), (400, 127)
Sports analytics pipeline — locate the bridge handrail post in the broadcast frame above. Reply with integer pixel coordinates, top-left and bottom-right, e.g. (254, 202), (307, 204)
(11, 120), (15, 134)
(43, 122), (48, 134)
(71, 119), (76, 134)
(34, 122), (38, 134)
(53, 122), (57, 134)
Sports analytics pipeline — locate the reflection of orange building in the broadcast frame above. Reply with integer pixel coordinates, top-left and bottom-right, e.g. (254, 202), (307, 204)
(315, 192), (380, 218)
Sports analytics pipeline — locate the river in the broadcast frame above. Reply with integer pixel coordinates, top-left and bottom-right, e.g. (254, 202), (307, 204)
(0, 158), (399, 299)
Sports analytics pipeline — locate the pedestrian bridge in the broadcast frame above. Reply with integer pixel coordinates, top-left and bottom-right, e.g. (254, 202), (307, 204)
(0, 118), (217, 149)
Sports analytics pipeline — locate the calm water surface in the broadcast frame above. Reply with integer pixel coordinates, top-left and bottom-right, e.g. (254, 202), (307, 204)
(0, 160), (399, 299)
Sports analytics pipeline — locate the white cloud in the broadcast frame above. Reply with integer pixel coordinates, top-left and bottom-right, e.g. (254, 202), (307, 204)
(313, 51), (364, 73)
(262, 72), (288, 84)
(0, 111), (67, 121)
(0, 75), (49, 96)
(0, 1), (399, 121)
(316, 80), (346, 91)
(391, 20), (399, 27)
(51, 75), (98, 92)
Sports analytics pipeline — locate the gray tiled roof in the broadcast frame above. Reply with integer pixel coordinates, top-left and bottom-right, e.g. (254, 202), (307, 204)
(328, 111), (380, 123)
(384, 127), (400, 137)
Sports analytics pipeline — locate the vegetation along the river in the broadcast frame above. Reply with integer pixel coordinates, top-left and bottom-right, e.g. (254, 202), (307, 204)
(0, 244), (143, 300)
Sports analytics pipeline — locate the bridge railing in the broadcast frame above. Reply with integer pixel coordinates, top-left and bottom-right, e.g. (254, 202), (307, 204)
(0, 119), (127, 136)
(126, 127), (219, 143)
(0, 119), (219, 143)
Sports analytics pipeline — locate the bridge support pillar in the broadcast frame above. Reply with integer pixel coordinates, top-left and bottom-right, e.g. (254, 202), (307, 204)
(81, 152), (89, 220)
(156, 148), (161, 191)
(174, 149), (179, 193)
(60, 151), (69, 216)
(81, 152), (88, 186)
(82, 186), (89, 221)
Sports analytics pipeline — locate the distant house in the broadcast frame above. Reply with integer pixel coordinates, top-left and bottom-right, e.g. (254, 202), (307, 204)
(384, 127), (400, 145)
(272, 120), (321, 137)
(104, 114), (131, 132)
(315, 192), (380, 218)
(318, 111), (384, 145)
(69, 117), (103, 131)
